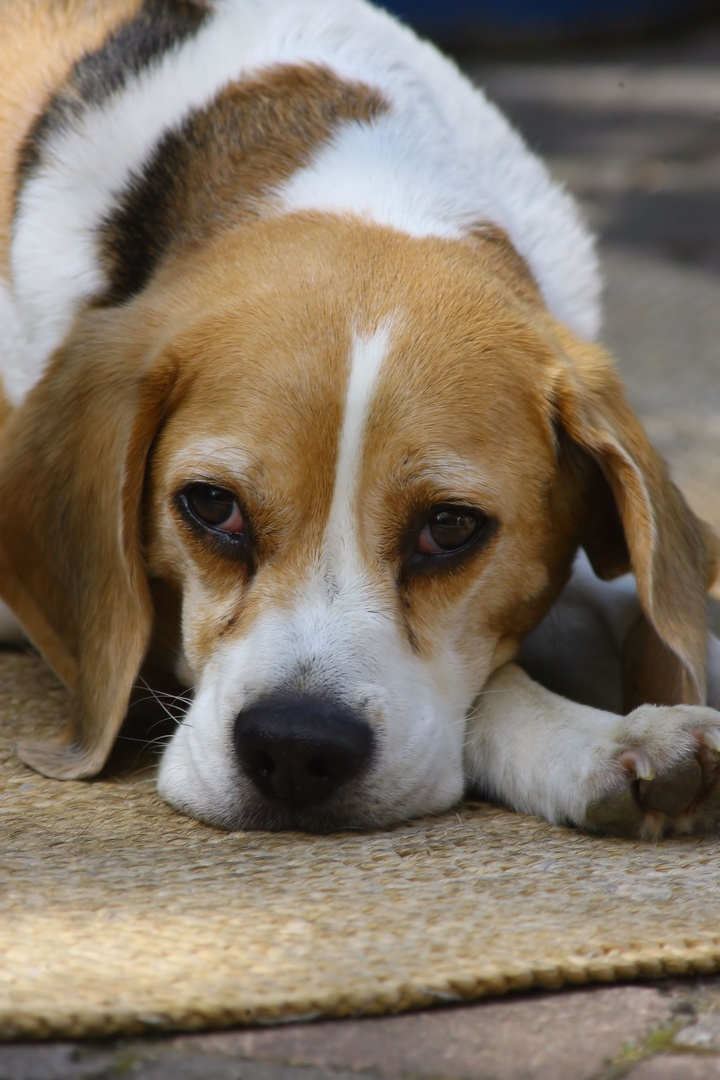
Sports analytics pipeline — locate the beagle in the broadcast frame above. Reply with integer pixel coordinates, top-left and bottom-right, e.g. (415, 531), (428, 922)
(1, 0), (719, 838)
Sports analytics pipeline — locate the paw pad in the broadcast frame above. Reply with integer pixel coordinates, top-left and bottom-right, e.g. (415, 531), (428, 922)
(584, 724), (720, 838)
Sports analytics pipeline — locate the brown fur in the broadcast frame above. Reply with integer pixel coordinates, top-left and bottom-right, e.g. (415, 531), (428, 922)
(550, 322), (720, 705)
(0, 301), (178, 776)
(469, 225), (544, 310)
(621, 614), (699, 709)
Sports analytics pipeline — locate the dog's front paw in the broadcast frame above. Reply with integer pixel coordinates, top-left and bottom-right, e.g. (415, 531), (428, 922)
(582, 706), (720, 839)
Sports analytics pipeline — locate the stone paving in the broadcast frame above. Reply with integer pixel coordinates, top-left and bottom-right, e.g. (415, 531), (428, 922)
(3, 979), (720, 1079)
(2, 17), (720, 1080)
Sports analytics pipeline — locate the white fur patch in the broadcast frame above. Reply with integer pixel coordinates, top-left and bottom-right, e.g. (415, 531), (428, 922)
(277, 113), (481, 243)
(0, 282), (37, 405)
(322, 325), (390, 576)
(3, 0), (600, 406)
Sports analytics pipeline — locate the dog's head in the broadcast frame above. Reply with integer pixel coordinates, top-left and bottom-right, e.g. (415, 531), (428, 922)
(1, 215), (716, 830)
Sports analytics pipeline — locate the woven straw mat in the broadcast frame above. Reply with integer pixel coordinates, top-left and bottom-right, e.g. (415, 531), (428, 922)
(2, 649), (720, 1041)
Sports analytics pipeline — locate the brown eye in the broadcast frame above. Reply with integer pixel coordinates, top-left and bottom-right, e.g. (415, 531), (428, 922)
(184, 484), (244, 534)
(417, 507), (482, 555)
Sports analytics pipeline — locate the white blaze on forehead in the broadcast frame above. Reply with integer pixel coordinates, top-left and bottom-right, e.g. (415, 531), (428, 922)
(323, 325), (391, 569)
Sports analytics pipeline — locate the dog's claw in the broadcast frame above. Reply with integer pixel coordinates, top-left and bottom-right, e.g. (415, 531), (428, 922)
(695, 725), (720, 754)
(618, 747), (655, 781)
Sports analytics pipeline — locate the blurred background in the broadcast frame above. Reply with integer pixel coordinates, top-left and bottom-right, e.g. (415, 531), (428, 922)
(380, 2), (720, 595)
(380, 0), (720, 51)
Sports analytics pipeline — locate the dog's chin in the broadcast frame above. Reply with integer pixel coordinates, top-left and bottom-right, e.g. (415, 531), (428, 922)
(217, 798), (402, 834)
(158, 758), (464, 833)
(165, 789), (450, 834)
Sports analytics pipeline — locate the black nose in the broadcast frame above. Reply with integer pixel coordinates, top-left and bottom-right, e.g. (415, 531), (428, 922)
(234, 695), (374, 811)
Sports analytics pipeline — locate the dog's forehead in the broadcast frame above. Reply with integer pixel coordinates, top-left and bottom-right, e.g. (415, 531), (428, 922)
(156, 218), (557, 500)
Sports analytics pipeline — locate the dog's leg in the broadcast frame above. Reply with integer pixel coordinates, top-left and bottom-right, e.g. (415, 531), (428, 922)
(518, 552), (641, 713)
(464, 662), (720, 838)
(520, 551), (720, 713)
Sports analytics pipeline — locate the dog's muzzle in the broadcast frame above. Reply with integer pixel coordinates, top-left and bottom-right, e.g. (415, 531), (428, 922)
(234, 694), (374, 811)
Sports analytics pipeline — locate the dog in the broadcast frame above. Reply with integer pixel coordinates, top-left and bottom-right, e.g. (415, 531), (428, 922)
(1, 0), (719, 838)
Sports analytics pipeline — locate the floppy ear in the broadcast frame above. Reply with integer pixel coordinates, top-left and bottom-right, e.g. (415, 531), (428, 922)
(551, 323), (719, 708)
(0, 314), (177, 778)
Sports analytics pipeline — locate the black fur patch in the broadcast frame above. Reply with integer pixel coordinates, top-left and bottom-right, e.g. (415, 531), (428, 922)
(96, 117), (192, 307)
(17, 0), (210, 187)
(96, 65), (386, 305)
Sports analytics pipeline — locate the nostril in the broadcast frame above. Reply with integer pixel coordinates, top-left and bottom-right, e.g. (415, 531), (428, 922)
(254, 750), (276, 777)
(307, 756), (331, 779)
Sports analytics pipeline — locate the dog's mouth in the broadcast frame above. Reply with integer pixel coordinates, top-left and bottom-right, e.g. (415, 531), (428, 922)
(225, 795), (383, 834)
(152, 666), (469, 831)
(155, 688), (400, 832)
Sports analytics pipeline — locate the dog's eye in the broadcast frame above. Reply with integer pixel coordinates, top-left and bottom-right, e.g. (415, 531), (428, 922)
(184, 484), (244, 533)
(417, 507), (485, 555)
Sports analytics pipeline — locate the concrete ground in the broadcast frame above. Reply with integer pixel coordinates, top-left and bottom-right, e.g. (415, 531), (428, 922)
(3, 18), (720, 1080)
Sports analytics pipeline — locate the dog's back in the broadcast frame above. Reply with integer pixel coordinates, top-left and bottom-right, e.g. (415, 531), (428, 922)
(0, 1), (144, 272)
(0, 0), (143, 426)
